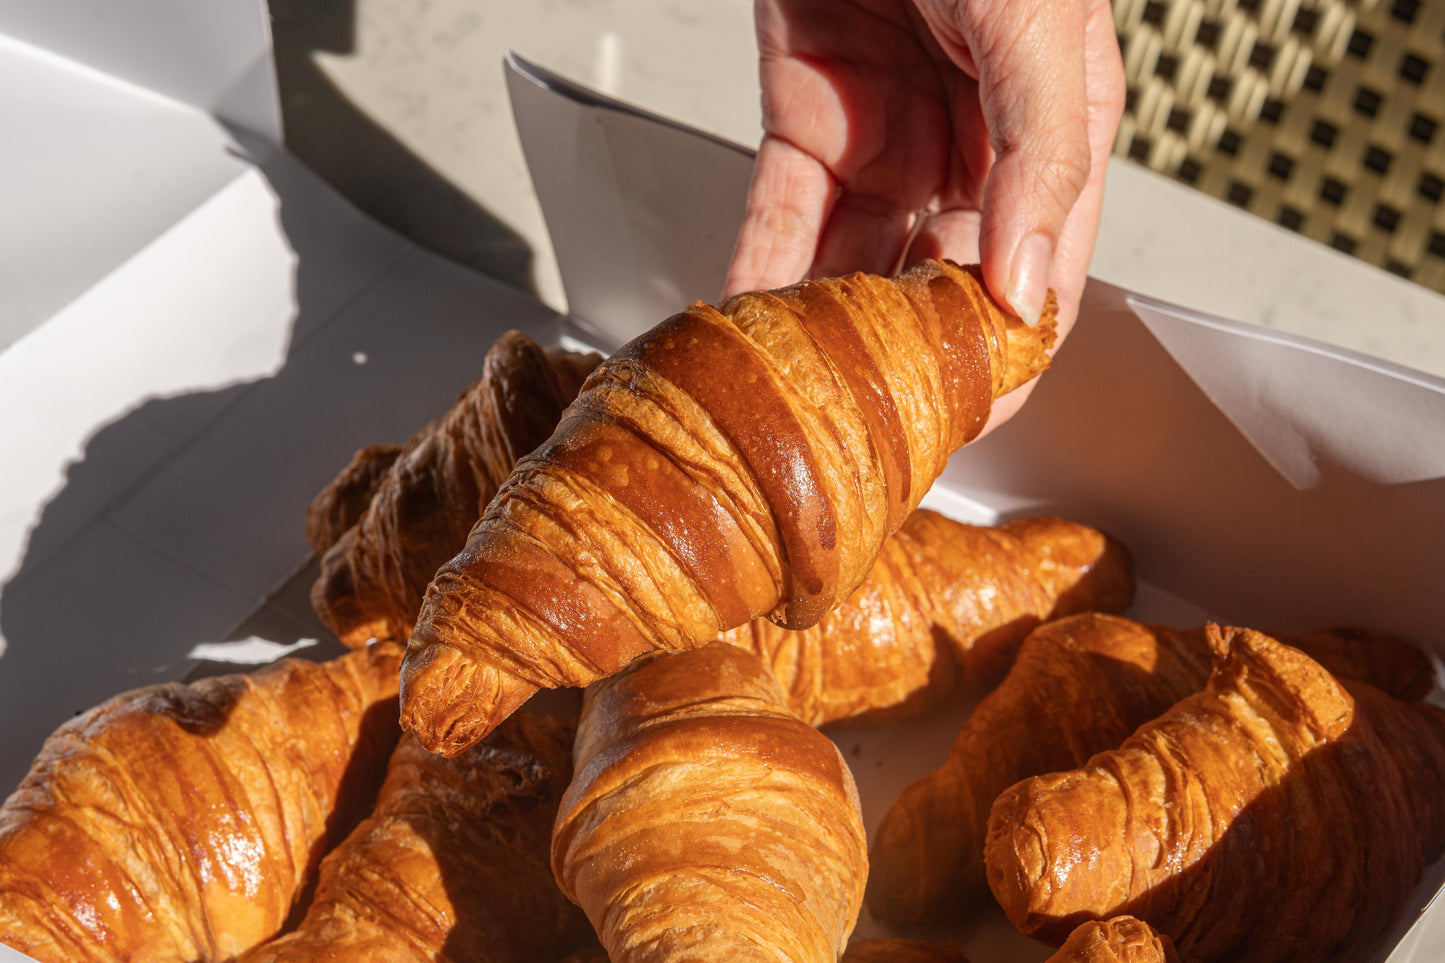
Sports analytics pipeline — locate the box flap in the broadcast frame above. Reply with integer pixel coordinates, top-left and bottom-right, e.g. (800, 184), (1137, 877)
(0, 0), (280, 351)
(1129, 294), (1445, 489)
(507, 52), (754, 339)
(0, 0), (280, 140)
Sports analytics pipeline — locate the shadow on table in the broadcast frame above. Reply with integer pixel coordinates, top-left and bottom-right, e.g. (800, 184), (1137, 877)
(268, 0), (538, 296)
(0, 116), (559, 795)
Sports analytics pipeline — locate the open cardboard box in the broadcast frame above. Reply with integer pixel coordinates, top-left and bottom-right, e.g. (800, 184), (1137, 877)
(3, 3), (1444, 959)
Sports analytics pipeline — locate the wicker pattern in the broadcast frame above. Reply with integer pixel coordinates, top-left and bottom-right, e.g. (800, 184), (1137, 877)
(1115, 0), (1445, 293)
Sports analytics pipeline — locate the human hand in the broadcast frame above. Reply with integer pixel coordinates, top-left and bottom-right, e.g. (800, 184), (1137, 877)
(724, 0), (1124, 423)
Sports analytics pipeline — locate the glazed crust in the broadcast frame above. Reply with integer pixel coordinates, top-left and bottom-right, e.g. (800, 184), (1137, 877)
(551, 643), (868, 963)
(403, 260), (1056, 755)
(0, 645), (403, 963)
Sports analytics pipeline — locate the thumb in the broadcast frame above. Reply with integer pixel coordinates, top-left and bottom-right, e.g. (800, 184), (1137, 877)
(918, 0), (1092, 324)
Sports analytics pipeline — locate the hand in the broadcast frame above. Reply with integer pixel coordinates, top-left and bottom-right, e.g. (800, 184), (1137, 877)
(724, 0), (1124, 385)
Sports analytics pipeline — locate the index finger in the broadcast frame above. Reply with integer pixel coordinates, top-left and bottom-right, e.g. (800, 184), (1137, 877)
(723, 134), (837, 298)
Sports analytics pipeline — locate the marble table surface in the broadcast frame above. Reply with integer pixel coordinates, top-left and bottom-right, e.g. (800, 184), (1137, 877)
(269, 0), (1445, 379)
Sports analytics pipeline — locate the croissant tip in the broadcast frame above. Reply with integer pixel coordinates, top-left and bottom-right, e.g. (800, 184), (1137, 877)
(1040, 287), (1060, 330)
(399, 637), (541, 756)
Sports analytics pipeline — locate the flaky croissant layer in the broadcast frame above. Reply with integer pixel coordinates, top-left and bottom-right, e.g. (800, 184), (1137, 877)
(403, 260), (1056, 755)
(238, 715), (593, 963)
(552, 643), (868, 963)
(0, 645), (402, 963)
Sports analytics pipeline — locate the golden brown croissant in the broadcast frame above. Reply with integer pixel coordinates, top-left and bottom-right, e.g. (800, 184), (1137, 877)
(551, 642), (868, 962)
(868, 614), (1435, 925)
(310, 330), (601, 648)
(0, 644), (403, 963)
(238, 714), (594, 963)
(1047, 917), (1178, 963)
(404, 260), (1057, 754)
(983, 625), (1445, 962)
(869, 614), (1212, 925)
(723, 511), (1131, 726)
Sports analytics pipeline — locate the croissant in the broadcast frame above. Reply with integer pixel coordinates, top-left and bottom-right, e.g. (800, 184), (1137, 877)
(0, 644), (402, 963)
(869, 614), (1208, 925)
(869, 613), (1436, 924)
(1047, 917), (1178, 963)
(310, 330), (601, 647)
(983, 625), (1445, 962)
(724, 510), (1131, 726)
(238, 714), (594, 963)
(404, 259), (1057, 754)
(551, 642), (868, 962)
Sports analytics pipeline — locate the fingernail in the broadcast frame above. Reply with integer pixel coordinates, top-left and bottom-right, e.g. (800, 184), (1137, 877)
(1007, 233), (1054, 326)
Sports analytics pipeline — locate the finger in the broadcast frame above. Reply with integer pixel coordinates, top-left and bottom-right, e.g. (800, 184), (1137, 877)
(903, 206), (983, 269)
(1042, 0), (1127, 342)
(972, 0), (1123, 442)
(809, 191), (919, 279)
(723, 134), (837, 297)
(917, 0), (1093, 325)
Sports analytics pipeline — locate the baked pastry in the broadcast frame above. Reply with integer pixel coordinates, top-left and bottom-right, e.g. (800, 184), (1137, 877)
(869, 614), (1212, 925)
(1048, 917), (1178, 963)
(551, 642), (868, 962)
(0, 645), (403, 963)
(723, 511), (1131, 726)
(310, 330), (601, 647)
(403, 259), (1057, 754)
(238, 714), (594, 963)
(984, 625), (1445, 962)
(869, 614), (1435, 924)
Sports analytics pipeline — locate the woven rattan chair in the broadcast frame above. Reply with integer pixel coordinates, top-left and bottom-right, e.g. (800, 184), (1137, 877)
(1114, 0), (1445, 293)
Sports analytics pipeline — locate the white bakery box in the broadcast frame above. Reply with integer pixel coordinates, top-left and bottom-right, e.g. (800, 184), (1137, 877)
(3, 3), (1445, 961)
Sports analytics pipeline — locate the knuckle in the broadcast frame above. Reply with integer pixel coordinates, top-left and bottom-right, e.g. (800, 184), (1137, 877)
(1036, 134), (1093, 212)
